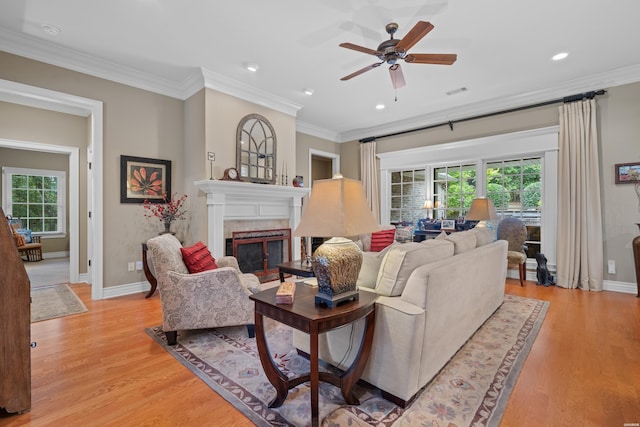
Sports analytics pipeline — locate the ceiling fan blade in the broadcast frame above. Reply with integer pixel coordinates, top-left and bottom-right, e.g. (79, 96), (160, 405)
(340, 63), (382, 81)
(339, 42), (382, 56)
(405, 53), (457, 65)
(389, 64), (406, 89)
(395, 21), (434, 53)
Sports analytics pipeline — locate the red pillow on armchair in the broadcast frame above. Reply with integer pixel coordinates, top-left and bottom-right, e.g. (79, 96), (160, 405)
(180, 241), (218, 273)
(369, 228), (396, 252)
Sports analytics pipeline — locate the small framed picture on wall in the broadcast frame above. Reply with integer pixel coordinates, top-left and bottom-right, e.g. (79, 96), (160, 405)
(120, 155), (171, 203)
(614, 162), (640, 184)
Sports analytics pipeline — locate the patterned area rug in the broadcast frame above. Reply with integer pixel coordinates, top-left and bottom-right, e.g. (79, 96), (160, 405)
(146, 294), (548, 427)
(30, 284), (87, 322)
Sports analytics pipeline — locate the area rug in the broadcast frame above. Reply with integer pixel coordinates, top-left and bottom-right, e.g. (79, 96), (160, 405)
(146, 294), (548, 427)
(30, 284), (88, 322)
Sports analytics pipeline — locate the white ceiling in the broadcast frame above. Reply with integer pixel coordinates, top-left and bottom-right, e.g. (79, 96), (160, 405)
(2, 0), (640, 142)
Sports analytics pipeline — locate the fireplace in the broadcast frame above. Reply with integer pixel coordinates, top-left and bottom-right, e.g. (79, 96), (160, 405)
(194, 180), (310, 259)
(225, 228), (291, 281)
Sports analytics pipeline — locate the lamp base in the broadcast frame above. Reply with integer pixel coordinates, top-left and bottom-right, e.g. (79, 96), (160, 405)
(315, 289), (359, 308)
(310, 237), (363, 307)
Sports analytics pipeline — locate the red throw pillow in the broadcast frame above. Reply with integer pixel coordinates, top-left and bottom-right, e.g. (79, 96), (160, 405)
(180, 241), (218, 273)
(370, 228), (396, 252)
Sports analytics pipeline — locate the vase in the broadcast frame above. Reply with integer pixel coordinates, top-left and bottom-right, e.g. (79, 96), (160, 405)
(293, 175), (304, 188)
(634, 223), (640, 298)
(160, 221), (174, 235)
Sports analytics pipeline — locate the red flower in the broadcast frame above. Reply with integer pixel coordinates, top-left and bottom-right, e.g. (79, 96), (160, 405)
(143, 193), (188, 225)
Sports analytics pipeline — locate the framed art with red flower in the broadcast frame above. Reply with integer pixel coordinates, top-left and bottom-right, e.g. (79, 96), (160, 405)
(120, 155), (172, 203)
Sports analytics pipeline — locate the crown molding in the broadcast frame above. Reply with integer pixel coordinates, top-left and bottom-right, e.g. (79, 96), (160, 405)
(295, 120), (341, 142)
(336, 64), (640, 143)
(0, 28), (186, 99)
(199, 68), (302, 118)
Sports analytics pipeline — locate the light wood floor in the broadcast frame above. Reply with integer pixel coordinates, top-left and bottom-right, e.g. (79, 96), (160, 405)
(1, 279), (639, 427)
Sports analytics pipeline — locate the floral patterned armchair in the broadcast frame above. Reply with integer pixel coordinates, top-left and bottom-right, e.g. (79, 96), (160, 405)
(146, 234), (261, 345)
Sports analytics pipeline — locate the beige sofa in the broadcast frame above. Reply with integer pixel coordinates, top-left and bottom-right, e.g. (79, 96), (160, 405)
(293, 228), (508, 406)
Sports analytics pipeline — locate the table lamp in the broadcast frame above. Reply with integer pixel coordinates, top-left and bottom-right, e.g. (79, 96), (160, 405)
(466, 197), (498, 226)
(294, 175), (380, 307)
(422, 200), (434, 220)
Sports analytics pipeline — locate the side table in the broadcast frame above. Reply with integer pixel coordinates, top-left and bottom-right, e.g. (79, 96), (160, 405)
(277, 259), (315, 282)
(250, 283), (376, 427)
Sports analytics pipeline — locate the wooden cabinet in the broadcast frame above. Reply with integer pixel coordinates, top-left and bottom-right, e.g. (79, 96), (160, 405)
(0, 207), (31, 414)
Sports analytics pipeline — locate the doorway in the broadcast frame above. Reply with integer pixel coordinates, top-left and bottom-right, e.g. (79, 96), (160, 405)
(0, 79), (104, 299)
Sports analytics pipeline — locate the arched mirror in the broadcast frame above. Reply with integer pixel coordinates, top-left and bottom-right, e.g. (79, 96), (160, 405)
(236, 114), (276, 184)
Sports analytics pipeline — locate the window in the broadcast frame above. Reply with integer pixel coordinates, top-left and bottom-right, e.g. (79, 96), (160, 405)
(433, 164), (477, 219)
(486, 158), (542, 258)
(2, 167), (66, 235)
(390, 169), (426, 224)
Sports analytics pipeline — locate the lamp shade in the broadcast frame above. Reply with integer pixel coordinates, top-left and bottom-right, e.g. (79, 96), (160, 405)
(294, 176), (380, 238)
(422, 200), (434, 209)
(466, 197), (498, 221)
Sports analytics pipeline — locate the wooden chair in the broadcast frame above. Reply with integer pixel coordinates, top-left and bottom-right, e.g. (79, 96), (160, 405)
(10, 223), (43, 262)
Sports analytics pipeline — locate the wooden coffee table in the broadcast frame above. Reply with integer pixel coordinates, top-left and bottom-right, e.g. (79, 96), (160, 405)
(250, 283), (376, 427)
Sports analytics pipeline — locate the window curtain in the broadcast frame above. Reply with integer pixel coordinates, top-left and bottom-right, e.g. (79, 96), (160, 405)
(557, 99), (603, 290)
(360, 141), (380, 223)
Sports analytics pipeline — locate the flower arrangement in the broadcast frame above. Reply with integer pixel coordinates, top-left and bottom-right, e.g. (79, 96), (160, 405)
(143, 192), (188, 233)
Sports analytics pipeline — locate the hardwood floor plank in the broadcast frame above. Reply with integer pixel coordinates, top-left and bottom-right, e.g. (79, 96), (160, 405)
(1, 280), (639, 426)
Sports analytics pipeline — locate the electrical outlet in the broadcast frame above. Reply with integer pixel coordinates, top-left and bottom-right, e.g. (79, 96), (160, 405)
(135, 261), (143, 271)
(127, 262), (135, 272)
(607, 260), (616, 274)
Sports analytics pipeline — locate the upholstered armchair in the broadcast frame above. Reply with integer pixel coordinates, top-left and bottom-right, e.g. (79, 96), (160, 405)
(497, 217), (528, 286)
(146, 234), (261, 345)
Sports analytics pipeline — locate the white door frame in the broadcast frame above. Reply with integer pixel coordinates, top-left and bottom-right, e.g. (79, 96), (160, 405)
(308, 148), (340, 184)
(0, 79), (104, 299)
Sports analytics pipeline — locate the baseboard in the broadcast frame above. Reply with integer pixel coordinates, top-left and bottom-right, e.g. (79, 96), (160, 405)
(77, 273), (89, 284)
(507, 271), (637, 295)
(42, 251), (69, 259)
(603, 280), (638, 295)
(101, 280), (150, 299)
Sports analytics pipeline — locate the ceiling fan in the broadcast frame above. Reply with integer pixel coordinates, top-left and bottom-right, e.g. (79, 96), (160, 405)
(339, 21), (457, 90)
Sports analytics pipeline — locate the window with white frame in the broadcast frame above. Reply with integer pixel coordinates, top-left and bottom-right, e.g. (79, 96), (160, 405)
(390, 169), (426, 224)
(486, 157), (542, 258)
(378, 127), (558, 267)
(2, 167), (66, 235)
(433, 163), (477, 220)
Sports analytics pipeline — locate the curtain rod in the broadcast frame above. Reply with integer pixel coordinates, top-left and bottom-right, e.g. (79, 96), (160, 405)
(359, 89), (607, 143)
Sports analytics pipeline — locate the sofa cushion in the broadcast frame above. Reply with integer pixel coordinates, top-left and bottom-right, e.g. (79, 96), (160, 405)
(471, 227), (495, 247)
(14, 232), (25, 247)
(443, 230), (477, 254)
(375, 241), (454, 296)
(357, 243), (397, 289)
(181, 241), (218, 273)
(370, 228), (396, 252)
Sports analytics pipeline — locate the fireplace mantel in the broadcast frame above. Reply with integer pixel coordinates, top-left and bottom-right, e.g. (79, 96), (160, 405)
(194, 180), (310, 258)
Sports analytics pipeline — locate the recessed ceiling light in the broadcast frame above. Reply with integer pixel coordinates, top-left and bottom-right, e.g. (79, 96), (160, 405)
(552, 52), (568, 61)
(303, 88), (314, 96)
(40, 24), (61, 36)
(376, 104), (385, 110)
(246, 63), (259, 72)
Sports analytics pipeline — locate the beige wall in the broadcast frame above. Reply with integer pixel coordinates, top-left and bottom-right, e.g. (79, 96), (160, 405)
(0, 102), (86, 263)
(1, 51), (185, 288)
